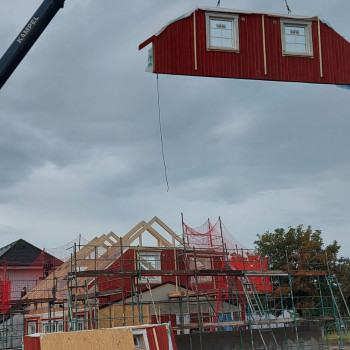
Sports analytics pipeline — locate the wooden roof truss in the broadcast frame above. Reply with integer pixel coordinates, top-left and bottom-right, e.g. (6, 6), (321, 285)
(24, 217), (183, 302)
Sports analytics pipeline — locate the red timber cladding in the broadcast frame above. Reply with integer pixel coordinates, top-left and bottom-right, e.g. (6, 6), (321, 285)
(162, 249), (221, 292)
(146, 325), (178, 350)
(98, 249), (135, 304)
(98, 249), (188, 304)
(160, 249), (185, 286)
(23, 336), (41, 350)
(98, 248), (227, 304)
(153, 9), (350, 85)
(321, 22), (350, 83)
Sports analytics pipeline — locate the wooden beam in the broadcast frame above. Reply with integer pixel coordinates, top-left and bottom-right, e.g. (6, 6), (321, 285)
(168, 291), (185, 298)
(318, 18), (324, 78)
(121, 220), (154, 246)
(122, 221), (149, 244)
(138, 35), (156, 51)
(175, 315), (335, 330)
(193, 10), (198, 71)
(152, 328), (160, 350)
(245, 270), (289, 277)
(70, 269), (245, 278)
(105, 236), (116, 246)
(262, 14), (267, 75)
(119, 217), (159, 247)
(154, 217), (183, 245)
(108, 231), (119, 242)
(147, 226), (172, 247)
(290, 270), (328, 276)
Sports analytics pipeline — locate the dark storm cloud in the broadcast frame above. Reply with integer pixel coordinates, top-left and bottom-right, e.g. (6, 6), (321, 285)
(155, 76), (350, 200)
(0, 117), (48, 189)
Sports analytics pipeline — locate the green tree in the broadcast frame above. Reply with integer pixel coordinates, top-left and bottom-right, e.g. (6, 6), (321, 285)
(254, 225), (349, 317)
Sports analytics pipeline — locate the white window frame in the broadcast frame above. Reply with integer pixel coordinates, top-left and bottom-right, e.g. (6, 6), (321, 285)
(27, 321), (36, 335)
(138, 251), (161, 284)
(134, 334), (144, 349)
(280, 19), (313, 57)
(42, 320), (64, 333)
(76, 320), (84, 331)
(43, 323), (51, 334)
(73, 319), (85, 331)
(206, 12), (240, 52)
(57, 321), (64, 332)
(132, 329), (150, 350)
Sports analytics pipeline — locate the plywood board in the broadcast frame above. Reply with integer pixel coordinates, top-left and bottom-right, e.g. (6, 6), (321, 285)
(98, 304), (150, 328)
(40, 327), (134, 350)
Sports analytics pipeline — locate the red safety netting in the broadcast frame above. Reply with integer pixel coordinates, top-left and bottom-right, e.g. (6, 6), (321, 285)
(0, 264), (11, 313)
(183, 218), (246, 252)
(230, 253), (272, 293)
(183, 218), (272, 292)
(183, 218), (273, 328)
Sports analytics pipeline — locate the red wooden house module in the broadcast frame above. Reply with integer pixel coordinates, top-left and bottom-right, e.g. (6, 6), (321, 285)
(139, 7), (350, 85)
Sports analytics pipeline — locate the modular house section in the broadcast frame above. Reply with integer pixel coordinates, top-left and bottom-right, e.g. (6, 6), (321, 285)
(139, 7), (350, 85)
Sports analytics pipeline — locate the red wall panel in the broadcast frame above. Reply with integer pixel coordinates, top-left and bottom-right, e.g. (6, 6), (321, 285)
(23, 336), (41, 350)
(98, 249), (135, 304)
(147, 325), (176, 350)
(98, 249), (185, 304)
(151, 9), (350, 85)
(99, 248), (191, 305)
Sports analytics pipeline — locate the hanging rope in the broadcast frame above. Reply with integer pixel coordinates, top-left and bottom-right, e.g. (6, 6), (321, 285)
(284, 0), (292, 14)
(156, 74), (170, 192)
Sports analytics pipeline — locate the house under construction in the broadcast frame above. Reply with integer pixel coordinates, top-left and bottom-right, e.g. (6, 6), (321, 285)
(1, 216), (349, 350)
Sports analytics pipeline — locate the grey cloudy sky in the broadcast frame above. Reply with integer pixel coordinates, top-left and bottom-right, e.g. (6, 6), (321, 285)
(0, 0), (350, 254)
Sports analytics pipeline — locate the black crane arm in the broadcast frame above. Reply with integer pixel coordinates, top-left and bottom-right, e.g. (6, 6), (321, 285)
(0, 0), (65, 89)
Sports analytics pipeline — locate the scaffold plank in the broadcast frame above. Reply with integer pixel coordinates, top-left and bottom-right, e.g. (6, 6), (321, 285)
(175, 316), (335, 330)
(69, 269), (245, 278)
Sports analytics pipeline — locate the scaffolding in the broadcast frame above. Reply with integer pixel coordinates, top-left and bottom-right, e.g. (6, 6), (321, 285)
(1, 217), (350, 350)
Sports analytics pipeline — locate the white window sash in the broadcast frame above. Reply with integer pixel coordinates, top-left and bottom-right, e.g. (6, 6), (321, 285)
(280, 19), (313, 57)
(206, 12), (240, 51)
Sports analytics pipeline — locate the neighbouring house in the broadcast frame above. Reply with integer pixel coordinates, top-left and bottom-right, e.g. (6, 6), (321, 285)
(0, 239), (63, 301)
(0, 239), (63, 349)
(139, 7), (350, 85)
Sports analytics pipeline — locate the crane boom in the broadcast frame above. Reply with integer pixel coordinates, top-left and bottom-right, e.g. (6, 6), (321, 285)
(0, 0), (65, 89)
